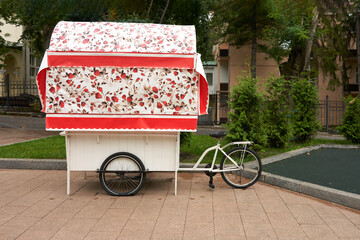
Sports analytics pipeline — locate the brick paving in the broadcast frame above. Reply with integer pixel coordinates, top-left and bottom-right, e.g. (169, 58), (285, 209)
(0, 170), (359, 240)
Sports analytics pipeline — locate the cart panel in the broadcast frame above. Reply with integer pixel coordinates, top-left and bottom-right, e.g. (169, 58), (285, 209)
(67, 133), (177, 171)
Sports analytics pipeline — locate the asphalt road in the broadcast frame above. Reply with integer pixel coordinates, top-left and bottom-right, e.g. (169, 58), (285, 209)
(0, 114), (46, 130)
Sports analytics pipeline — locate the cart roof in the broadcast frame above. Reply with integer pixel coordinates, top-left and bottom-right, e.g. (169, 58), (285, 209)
(36, 21), (209, 131)
(49, 21), (196, 54)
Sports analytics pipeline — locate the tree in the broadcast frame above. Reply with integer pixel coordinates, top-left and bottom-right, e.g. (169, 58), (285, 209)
(337, 95), (360, 144)
(263, 0), (356, 88)
(264, 75), (291, 147)
(225, 72), (267, 150)
(290, 77), (320, 142)
(0, 0), (213, 60)
(212, 0), (273, 78)
(0, 21), (14, 68)
(0, 0), (112, 57)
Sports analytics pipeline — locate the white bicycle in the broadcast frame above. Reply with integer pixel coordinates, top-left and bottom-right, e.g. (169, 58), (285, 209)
(98, 131), (262, 196)
(178, 131), (262, 189)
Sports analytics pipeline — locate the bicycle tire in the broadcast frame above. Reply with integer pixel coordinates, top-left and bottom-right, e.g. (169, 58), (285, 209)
(99, 152), (146, 196)
(220, 147), (262, 189)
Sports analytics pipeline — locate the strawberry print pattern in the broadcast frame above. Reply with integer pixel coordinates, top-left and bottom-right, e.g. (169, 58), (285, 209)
(49, 21), (196, 54)
(45, 67), (198, 115)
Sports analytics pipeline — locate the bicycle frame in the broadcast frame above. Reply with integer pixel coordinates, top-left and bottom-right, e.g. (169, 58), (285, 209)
(178, 140), (252, 173)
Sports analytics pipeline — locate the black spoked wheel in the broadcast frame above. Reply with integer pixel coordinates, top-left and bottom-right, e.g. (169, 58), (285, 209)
(99, 152), (146, 196)
(220, 147), (262, 189)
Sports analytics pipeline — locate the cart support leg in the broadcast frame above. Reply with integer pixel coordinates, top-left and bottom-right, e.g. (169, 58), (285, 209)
(67, 167), (70, 195)
(175, 132), (180, 196)
(65, 133), (71, 195)
(175, 170), (177, 196)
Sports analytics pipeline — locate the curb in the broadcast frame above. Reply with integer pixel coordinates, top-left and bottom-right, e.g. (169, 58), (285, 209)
(261, 144), (360, 210)
(0, 158), (66, 170)
(259, 172), (360, 210)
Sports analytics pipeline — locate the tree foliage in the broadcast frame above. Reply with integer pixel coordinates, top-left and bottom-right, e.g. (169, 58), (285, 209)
(225, 73), (267, 150)
(0, 21), (14, 67)
(262, 0), (356, 87)
(212, 0), (273, 78)
(264, 75), (291, 147)
(290, 77), (320, 142)
(0, 0), (213, 60)
(337, 96), (360, 144)
(212, 0), (358, 89)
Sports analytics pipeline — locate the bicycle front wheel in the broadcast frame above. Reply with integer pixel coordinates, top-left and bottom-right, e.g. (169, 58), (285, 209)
(220, 147), (262, 189)
(99, 152), (146, 196)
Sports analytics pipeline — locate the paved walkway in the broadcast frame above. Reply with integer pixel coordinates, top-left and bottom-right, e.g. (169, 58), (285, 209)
(0, 170), (360, 240)
(0, 115), (58, 146)
(1, 115), (360, 239)
(0, 128), (58, 146)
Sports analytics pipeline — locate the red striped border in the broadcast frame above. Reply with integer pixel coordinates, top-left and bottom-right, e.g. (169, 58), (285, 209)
(46, 116), (197, 131)
(47, 52), (195, 69)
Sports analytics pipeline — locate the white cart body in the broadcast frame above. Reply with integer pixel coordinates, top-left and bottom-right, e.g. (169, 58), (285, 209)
(36, 21), (208, 195)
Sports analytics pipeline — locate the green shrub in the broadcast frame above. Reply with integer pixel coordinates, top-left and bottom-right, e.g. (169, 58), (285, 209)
(290, 77), (320, 142)
(180, 132), (193, 146)
(337, 96), (360, 144)
(265, 75), (291, 148)
(225, 73), (267, 150)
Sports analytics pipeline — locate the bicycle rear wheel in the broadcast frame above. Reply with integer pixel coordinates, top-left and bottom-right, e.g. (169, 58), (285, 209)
(99, 152), (146, 196)
(220, 147), (262, 188)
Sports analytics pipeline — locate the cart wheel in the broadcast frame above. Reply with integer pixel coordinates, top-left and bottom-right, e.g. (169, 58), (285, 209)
(99, 152), (146, 196)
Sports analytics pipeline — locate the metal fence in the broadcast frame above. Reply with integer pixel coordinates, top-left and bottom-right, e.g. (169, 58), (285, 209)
(210, 93), (346, 132)
(318, 96), (346, 131)
(213, 91), (230, 125)
(0, 74), (39, 111)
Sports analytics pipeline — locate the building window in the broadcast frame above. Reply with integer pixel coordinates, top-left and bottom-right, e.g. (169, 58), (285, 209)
(220, 83), (228, 91)
(30, 49), (40, 79)
(219, 49), (229, 57)
(206, 72), (213, 85)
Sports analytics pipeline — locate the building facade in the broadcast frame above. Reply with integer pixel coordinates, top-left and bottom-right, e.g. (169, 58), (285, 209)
(212, 43), (359, 127)
(0, 21), (40, 110)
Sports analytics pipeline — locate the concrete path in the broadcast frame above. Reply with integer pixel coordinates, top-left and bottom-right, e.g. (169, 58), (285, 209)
(0, 170), (360, 240)
(0, 128), (58, 146)
(0, 115), (58, 146)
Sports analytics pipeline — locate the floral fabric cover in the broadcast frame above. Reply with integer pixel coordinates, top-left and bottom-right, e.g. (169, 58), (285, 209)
(49, 21), (196, 54)
(46, 66), (198, 115)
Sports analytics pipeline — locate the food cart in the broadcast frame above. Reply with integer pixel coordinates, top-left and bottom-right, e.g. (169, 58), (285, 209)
(36, 21), (208, 196)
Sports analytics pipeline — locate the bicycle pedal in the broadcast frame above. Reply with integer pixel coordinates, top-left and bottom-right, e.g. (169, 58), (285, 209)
(209, 183), (215, 189)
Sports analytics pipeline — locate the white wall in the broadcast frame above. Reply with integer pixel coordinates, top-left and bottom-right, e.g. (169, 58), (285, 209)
(204, 65), (217, 95)
(219, 60), (229, 83)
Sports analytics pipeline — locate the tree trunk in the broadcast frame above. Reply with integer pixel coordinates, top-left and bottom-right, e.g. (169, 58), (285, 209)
(159, 0), (170, 24)
(147, 0), (153, 18)
(356, 5), (360, 91)
(250, 8), (257, 79)
(251, 32), (257, 79)
(303, 9), (319, 72)
(280, 47), (303, 80)
(43, 25), (53, 51)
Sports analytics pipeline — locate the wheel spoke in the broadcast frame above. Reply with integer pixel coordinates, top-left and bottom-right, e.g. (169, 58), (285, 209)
(99, 153), (146, 196)
(220, 148), (261, 189)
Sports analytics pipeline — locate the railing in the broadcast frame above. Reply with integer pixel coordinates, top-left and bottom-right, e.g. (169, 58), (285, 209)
(210, 93), (346, 132)
(318, 96), (346, 131)
(0, 74), (39, 111)
(214, 91), (229, 125)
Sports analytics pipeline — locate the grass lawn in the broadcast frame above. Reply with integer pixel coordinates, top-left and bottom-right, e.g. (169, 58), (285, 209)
(0, 133), (354, 162)
(0, 135), (66, 159)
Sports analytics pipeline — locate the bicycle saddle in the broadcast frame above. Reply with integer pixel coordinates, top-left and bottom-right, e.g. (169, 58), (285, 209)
(209, 131), (227, 138)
